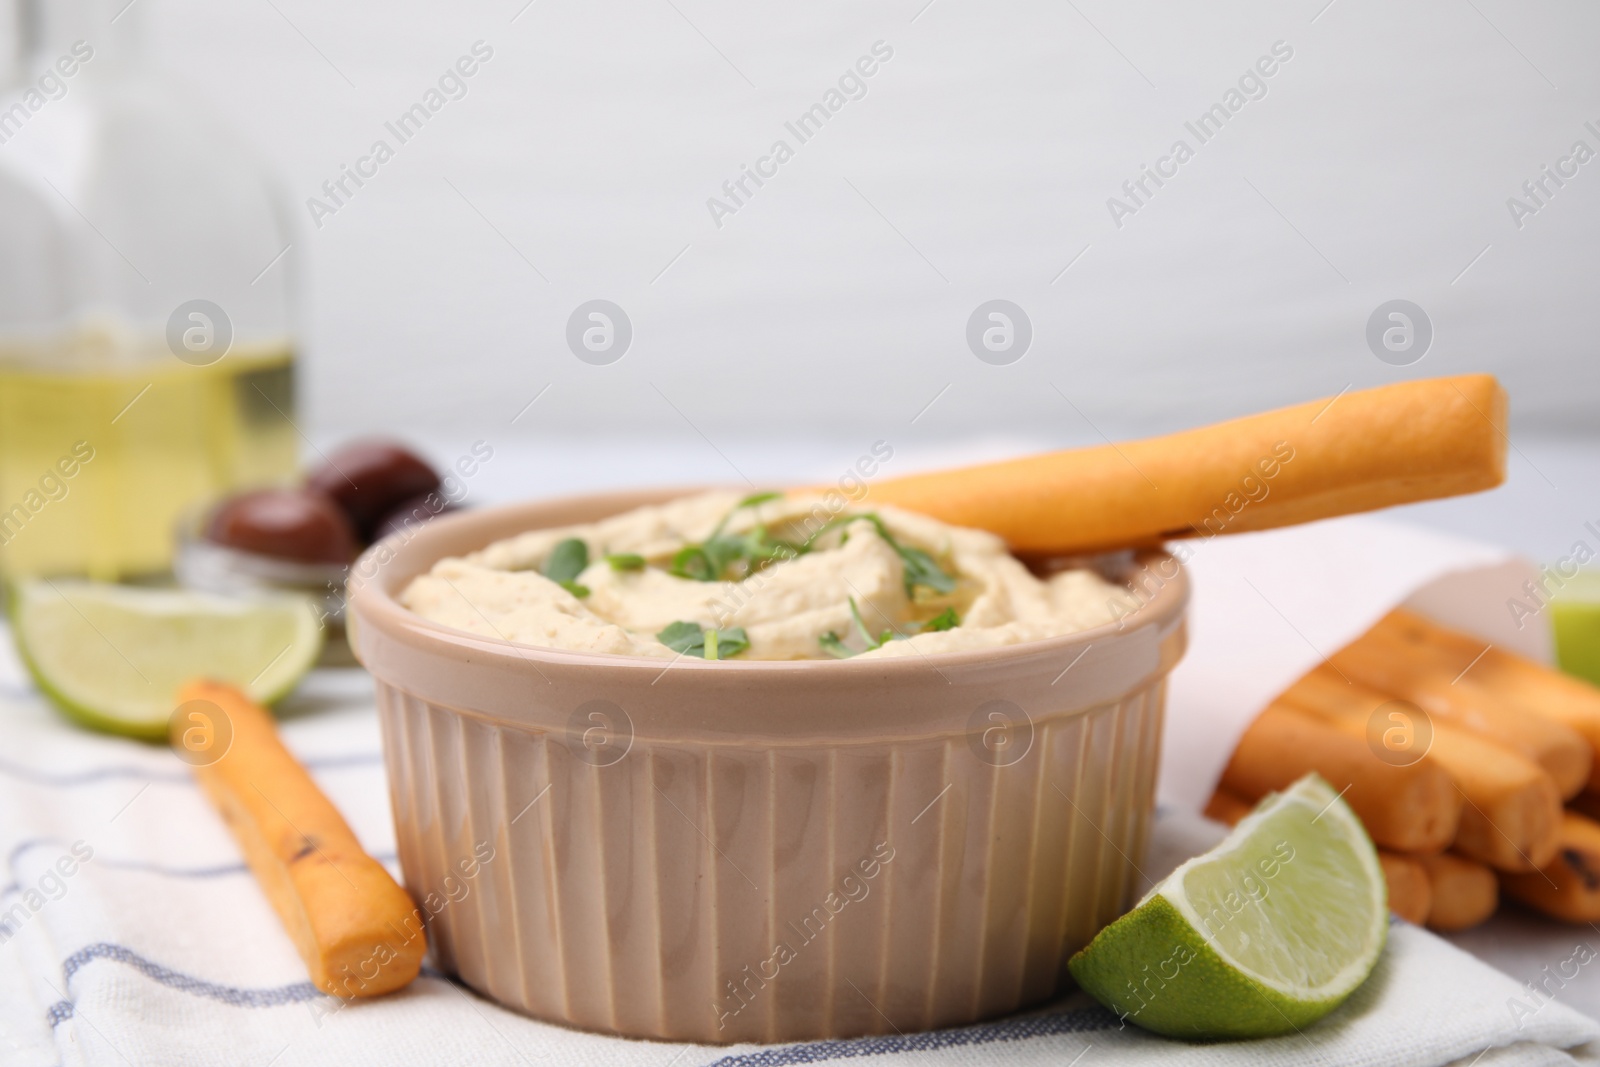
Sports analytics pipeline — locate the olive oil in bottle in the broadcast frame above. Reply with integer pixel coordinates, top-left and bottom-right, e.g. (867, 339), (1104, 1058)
(0, 342), (298, 581)
(0, 0), (301, 581)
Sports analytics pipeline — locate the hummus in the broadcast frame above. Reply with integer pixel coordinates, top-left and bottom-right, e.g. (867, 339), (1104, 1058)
(400, 491), (1139, 660)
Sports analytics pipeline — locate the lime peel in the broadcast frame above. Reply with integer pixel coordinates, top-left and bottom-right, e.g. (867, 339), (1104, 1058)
(12, 580), (323, 740)
(1068, 774), (1387, 1040)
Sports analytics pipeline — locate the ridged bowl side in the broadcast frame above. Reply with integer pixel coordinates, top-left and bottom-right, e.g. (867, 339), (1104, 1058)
(376, 677), (1167, 1045)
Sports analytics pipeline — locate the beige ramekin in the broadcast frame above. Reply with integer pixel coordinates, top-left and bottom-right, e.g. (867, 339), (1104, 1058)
(346, 488), (1188, 1045)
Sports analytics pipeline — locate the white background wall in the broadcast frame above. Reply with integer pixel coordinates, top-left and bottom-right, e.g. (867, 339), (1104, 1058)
(127, 0), (1598, 448)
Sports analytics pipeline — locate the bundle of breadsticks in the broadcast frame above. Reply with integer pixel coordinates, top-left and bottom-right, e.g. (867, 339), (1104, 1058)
(1209, 608), (1600, 931)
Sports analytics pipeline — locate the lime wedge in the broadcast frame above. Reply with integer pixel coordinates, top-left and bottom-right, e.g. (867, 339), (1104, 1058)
(1553, 569), (1600, 688)
(1068, 774), (1386, 1040)
(11, 580), (323, 740)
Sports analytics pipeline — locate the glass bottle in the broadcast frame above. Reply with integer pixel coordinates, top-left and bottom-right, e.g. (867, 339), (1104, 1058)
(0, 0), (298, 583)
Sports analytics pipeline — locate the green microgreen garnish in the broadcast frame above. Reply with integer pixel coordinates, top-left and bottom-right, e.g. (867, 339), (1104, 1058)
(818, 632), (854, 659)
(707, 492), (783, 539)
(896, 542), (958, 597)
(670, 492), (802, 583)
(670, 540), (738, 582)
(801, 513), (957, 598)
(656, 620), (750, 659)
(819, 598), (961, 658)
(849, 596), (893, 647)
(535, 501), (959, 646)
(666, 497), (958, 600)
(543, 538), (591, 597)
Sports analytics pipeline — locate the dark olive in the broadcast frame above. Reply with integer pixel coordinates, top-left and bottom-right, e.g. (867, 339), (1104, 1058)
(206, 489), (359, 564)
(306, 440), (441, 541)
(373, 492), (458, 542)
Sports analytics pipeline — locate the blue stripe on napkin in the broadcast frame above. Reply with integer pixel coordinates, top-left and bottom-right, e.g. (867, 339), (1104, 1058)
(696, 1005), (1118, 1066)
(45, 944), (451, 1029)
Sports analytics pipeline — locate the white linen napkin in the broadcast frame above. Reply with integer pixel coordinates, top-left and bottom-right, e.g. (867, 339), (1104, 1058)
(1, 519), (1593, 1067)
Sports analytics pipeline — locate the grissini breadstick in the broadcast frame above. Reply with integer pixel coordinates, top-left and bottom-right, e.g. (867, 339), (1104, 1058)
(1202, 789), (1255, 826)
(1569, 790), (1600, 824)
(1329, 627), (1591, 799)
(860, 375), (1507, 555)
(1377, 853), (1434, 927)
(1417, 853), (1498, 932)
(1218, 703), (1460, 853)
(1500, 812), (1600, 923)
(175, 680), (424, 997)
(1372, 609), (1600, 791)
(1281, 667), (1562, 872)
(1204, 787), (1433, 925)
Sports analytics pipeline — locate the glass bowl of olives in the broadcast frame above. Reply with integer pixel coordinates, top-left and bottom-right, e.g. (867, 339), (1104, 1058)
(175, 440), (457, 662)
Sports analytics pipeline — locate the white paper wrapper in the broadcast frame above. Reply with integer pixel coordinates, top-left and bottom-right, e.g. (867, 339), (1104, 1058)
(1160, 514), (1550, 810)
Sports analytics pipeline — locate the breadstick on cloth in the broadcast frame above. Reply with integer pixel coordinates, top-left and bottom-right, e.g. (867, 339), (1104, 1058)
(862, 374), (1507, 555)
(174, 680), (425, 997)
(1281, 666), (1562, 872)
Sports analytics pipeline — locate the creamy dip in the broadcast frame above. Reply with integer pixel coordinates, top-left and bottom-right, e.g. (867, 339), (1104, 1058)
(400, 491), (1138, 660)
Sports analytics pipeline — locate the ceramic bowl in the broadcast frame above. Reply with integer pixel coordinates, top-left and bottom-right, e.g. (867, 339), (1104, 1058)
(346, 488), (1188, 1044)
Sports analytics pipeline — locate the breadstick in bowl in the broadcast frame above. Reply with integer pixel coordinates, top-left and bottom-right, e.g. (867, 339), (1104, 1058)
(864, 375), (1507, 556)
(174, 680), (424, 997)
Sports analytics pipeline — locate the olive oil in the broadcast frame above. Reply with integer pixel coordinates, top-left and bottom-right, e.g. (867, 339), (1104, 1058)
(0, 347), (299, 581)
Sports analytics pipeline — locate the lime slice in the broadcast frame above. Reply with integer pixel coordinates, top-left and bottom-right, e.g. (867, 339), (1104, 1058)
(12, 580), (323, 740)
(1553, 569), (1600, 688)
(1068, 774), (1386, 1040)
